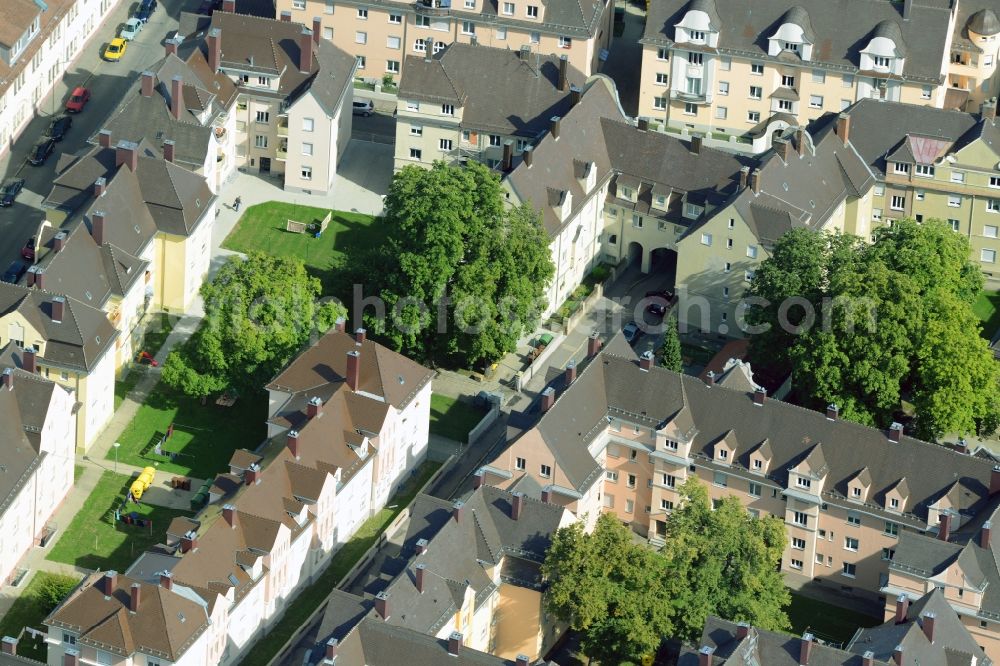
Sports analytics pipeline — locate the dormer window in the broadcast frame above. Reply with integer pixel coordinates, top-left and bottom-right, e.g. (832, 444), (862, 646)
(797, 477), (812, 489)
(873, 56), (891, 70)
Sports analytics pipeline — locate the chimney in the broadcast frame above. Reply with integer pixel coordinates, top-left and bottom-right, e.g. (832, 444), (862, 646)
(540, 386), (555, 412)
(22, 348), (36, 374)
(94, 176), (107, 197)
(180, 533), (197, 552)
(750, 168), (761, 194)
(325, 638), (339, 661)
(502, 140), (514, 172)
(704, 370), (715, 386)
(564, 360), (576, 385)
(101, 571), (118, 597)
(98, 129), (112, 148)
(287, 430), (300, 459)
(169, 75), (185, 120)
(920, 611), (935, 644)
(992, 465), (1000, 494)
(313, 17), (322, 44)
(415, 563), (426, 592)
(588, 331), (601, 357)
(895, 594), (909, 624)
(415, 538), (428, 555)
(903, 0), (913, 20)
(541, 488), (551, 503)
(51, 296), (65, 324)
(698, 646), (714, 666)
(735, 622), (750, 640)
(334, 317), (346, 333)
(307, 395), (323, 419)
(795, 127), (806, 156)
(893, 646), (904, 666)
(473, 470), (484, 489)
(374, 591), (389, 619)
(280, 10), (292, 21)
(163, 140), (175, 163)
(639, 350), (654, 371)
(774, 136), (792, 163)
(1, 369), (12, 391)
(141, 71), (155, 97)
(753, 387), (766, 406)
(246, 463), (261, 485)
(516, 656), (529, 666)
(550, 116), (561, 139)
(983, 520), (993, 548)
(222, 503), (236, 527)
(160, 571), (173, 590)
(739, 166), (749, 190)
(448, 632), (463, 656)
(346, 351), (361, 391)
(511, 492), (524, 520)
(690, 134), (703, 154)
(836, 112), (850, 145)
(53, 232), (67, 253)
(557, 54), (569, 91)
(64, 648), (79, 666)
(1, 637), (16, 656)
(939, 511), (951, 541)
(569, 85), (581, 107)
(34, 270), (45, 290)
(299, 29), (314, 73)
(355, 327), (366, 344)
(453, 500), (464, 523)
(637, 118), (649, 131)
(222, 0), (235, 10)
(523, 146), (533, 168)
(983, 98), (998, 121)
(208, 28), (221, 73)
(862, 652), (876, 666)
(129, 583), (141, 613)
(799, 633), (813, 666)
(826, 404), (838, 420)
(165, 37), (179, 56)
(116, 141), (138, 172)
(888, 421), (903, 442)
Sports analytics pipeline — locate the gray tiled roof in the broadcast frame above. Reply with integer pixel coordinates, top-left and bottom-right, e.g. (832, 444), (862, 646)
(642, 0), (952, 83)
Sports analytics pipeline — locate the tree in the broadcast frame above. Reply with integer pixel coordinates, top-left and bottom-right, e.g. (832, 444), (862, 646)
(162, 252), (345, 397)
(746, 219), (1000, 438)
(364, 161), (554, 368)
(658, 312), (682, 372)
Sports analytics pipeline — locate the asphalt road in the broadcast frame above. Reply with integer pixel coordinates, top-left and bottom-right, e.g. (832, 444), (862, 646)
(0, 0), (200, 277)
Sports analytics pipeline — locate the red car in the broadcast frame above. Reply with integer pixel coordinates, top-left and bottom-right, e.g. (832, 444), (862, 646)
(65, 87), (90, 113)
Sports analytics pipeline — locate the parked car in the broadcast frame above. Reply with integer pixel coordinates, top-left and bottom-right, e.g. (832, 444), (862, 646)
(104, 38), (128, 61)
(65, 86), (90, 113)
(0, 178), (25, 207)
(28, 139), (55, 166)
(120, 17), (143, 40)
(21, 237), (36, 261)
(135, 0), (157, 23)
(45, 115), (72, 141)
(1, 261), (27, 284)
(352, 99), (374, 116)
(623, 321), (641, 344)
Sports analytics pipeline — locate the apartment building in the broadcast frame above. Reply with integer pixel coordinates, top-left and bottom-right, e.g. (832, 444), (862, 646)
(0, 0), (122, 159)
(0, 368), (75, 591)
(480, 334), (999, 607)
(277, 0), (613, 85)
(394, 43), (583, 171)
(637, 0), (958, 145)
(680, 589), (990, 665)
(0, 287), (116, 452)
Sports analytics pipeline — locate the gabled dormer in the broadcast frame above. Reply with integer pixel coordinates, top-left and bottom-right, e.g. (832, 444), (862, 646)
(884, 477), (909, 513)
(847, 467), (872, 503)
(713, 429), (738, 465)
(860, 20), (906, 76)
(747, 438), (772, 475)
(788, 442), (827, 494)
(674, 0), (721, 48)
(767, 7), (815, 60)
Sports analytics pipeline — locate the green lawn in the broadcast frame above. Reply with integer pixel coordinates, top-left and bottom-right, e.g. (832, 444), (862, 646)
(974, 290), (1000, 339)
(429, 393), (485, 443)
(787, 592), (882, 644)
(47, 471), (193, 572)
(109, 384), (266, 479)
(221, 202), (384, 294)
(240, 461), (441, 666)
(0, 572), (81, 661)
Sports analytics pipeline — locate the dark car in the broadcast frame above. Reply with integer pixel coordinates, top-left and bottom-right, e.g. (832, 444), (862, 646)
(21, 237), (36, 261)
(2, 261), (27, 284)
(0, 178), (25, 207)
(28, 139), (55, 166)
(135, 0), (157, 22)
(45, 115), (72, 141)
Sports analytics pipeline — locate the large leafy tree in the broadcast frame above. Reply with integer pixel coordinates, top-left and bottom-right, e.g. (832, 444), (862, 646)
(746, 219), (1000, 438)
(162, 252), (345, 397)
(364, 161), (554, 368)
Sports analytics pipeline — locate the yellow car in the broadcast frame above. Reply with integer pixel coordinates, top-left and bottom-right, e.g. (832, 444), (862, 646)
(103, 38), (127, 61)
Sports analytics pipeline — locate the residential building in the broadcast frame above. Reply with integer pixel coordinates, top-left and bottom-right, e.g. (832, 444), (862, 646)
(637, 0), (961, 144)
(44, 327), (433, 666)
(480, 334), (999, 608)
(0, 286), (117, 452)
(394, 43), (583, 171)
(276, 0), (613, 84)
(680, 588), (990, 665)
(0, 0), (124, 160)
(0, 368), (75, 590)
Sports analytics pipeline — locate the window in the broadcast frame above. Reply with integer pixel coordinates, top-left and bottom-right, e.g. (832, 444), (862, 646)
(540, 464), (552, 478)
(502, 1), (514, 13)
(847, 511), (861, 526)
(387, 35), (401, 49)
(439, 138), (453, 151)
(748, 111), (760, 122)
(526, 4), (538, 17)
(389, 13), (402, 23)
(254, 135), (268, 148)
(300, 166), (312, 180)
(715, 106), (728, 120)
(952, 170), (966, 183)
(949, 195), (962, 207)
(688, 52), (703, 65)
(890, 195), (905, 211)
(790, 558), (804, 570)
(983, 249), (997, 263)
(357, 7), (368, 17)
(657, 47), (669, 60)
(843, 73), (855, 87)
(781, 75), (795, 88)
(793, 511), (808, 526)
(842, 562), (856, 578)
(718, 80), (729, 95)
(812, 69), (826, 83)
(751, 62), (764, 75)
(441, 104), (455, 115)
(700, 233), (712, 246)
(409, 148), (422, 159)
(255, 110), (269, 123)
(746, 245), (758, 259)
(355, 31), (367, 44)
(809, 94), (823, 108)
(684, 102), (697, 115)
(749, 85), (762, 99)
(627, 474), (637, 488)
(713, 471), (728, 487)
(796, 477), (811, 489)
(410, 125), (423, 136)
(301, 142), (313, 155)
(921, 85), (932, 100)
(653, 96), (667, 110)
(461, 21), (475, 34)
(778, 99), (793, 111)
(515, 457), (526, 470)
(915, 164), (934, 177)
(656, 72), (669, 85)
(559, 36), (572, 48)
(792, 537), (806, 550)
(844, 537), (859, 551)
(749, 482), (761, 497)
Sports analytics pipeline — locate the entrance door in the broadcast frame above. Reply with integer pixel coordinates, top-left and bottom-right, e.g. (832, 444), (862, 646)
(259, 157), (271, 174)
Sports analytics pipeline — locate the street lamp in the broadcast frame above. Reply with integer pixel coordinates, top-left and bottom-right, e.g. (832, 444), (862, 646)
(113, 442), (120, 475)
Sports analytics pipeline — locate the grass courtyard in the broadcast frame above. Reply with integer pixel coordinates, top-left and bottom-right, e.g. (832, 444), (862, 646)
(974, 289), (1000, 339)
(109, 383), (267, 479)
(221, 202), (385, 294)
(0, 572), (81, 661)
(47, 471), (193, 572)
(429, 393), (485, 443)
(787, 592), (882, 644)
